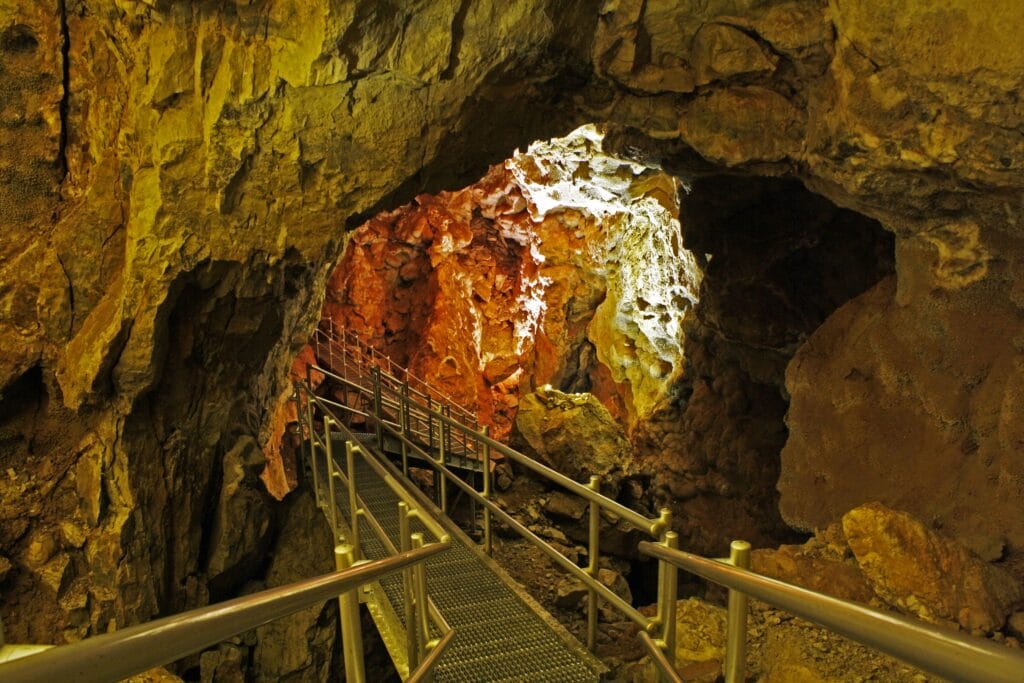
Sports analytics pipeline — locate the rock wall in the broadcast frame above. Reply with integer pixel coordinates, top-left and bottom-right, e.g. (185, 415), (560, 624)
(2, 0), (1023, 660)
(589, 1), (1024, 557)
(0, 0), (592, 651)
(322, 126), (697, 441)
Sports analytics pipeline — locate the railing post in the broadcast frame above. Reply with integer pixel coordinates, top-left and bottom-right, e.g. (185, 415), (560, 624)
(401, 381), (410, 478)
(372, 367), (384, 451)
(427, 395), (435, 453)
(411, 533), (432, 670)
(725, 540), (751, 683)
(304, 374), (321, 510)
(482, 426), (493, 556)
(335, 544), (367, 683)
(443, 405), (452, 458)
(324, 417), (339, 543)
(437, 414), (448, 513)
(398, 502), (420, 671)
(345, 441), (361, 561)
(656, 509), (678, 681)
(586, 475), (601, 652)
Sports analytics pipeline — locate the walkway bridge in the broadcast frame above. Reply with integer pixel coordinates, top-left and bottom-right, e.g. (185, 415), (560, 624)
(2, 325), (1024, 682)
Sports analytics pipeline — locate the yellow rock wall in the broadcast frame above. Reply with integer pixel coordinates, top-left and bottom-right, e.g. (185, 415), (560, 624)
(2, 0), (1023, 653)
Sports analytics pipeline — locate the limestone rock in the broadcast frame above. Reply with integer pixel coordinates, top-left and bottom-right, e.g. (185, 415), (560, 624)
(751, 544), (874, 605)
(0, 0), (590, 644)
(1007, 611), (1024, 640)
(842, 502), (1023, 632)
(206, 437), (274, 595)
(252, 488), (338, 681)
(780, 270), (1024, 557)
(544, 491), (587, 522)
(123, 668), (184, 683)
(514, 387), (633, 485)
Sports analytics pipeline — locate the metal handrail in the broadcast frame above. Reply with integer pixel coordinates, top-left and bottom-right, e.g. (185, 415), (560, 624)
(306, 327), (679, 669)
(313, 360), (663, 536)
(640, 541), (1024, 683)
(316, 322), (478, 427)
(296, 378), (454, 678)
(0, 546), (444, 683)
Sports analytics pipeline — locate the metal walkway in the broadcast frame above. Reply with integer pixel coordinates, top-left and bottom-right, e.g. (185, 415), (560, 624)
(321, 436), (603, 682)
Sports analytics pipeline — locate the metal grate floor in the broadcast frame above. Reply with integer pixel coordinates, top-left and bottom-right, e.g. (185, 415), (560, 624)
(320, 439), (602, 683)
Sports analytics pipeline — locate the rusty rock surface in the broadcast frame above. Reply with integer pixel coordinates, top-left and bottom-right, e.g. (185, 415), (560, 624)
(842, 502), (1023, 632)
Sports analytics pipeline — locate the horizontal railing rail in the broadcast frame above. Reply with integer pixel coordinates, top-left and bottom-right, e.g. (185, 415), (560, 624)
(640, 541), (1024, 683)
(303, 357), (679, 664)
(0, 546), (444, 683)
(296, 378), (455, 678)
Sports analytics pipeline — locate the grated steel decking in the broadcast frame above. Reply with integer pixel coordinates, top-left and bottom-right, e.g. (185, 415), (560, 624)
(319, 436), (603, 683)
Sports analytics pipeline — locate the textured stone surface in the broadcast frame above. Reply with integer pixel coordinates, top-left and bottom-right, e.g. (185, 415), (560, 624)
(751, 544), (874, 606)
(252, 489), (338, 681)
(2, 0), (1024, 667)
(0, 0), (592, 654)
(321, 126), (697, 443)
(780, 264), (1024, 556)
(514, 387), (633, 486)
(842, 502), (1023, 632)
(587, 0), (1024, 558)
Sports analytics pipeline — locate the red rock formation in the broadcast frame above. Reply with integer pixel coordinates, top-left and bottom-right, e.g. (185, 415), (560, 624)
(260, 346), (322, 500)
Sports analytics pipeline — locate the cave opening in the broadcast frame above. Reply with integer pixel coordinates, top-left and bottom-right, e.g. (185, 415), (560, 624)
(286, 125), (896, 640)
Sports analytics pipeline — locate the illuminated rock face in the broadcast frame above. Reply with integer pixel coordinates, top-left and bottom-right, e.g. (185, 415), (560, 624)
(323, 126), (699, 439)
(592, 1), (1024, 557)
(1, 0), (1023, 655)
(0, 0), (590, 644)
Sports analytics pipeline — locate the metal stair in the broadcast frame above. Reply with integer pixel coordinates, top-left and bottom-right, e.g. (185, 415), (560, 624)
(296, 324), (680, 681)
(318, 444), (602, 682)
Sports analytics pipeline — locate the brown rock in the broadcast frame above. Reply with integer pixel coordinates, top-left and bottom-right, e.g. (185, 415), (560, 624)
(842, 502), (1023, 631)
(751, 545), (874, 605)
(544, 491), (587, 522)
(514, 387), (633, 485)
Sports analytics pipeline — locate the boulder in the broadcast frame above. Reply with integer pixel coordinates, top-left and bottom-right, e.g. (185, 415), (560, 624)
(514, 386), (633, 486)
(751, 544), (874, 605)
(842, 502), (1023, 631)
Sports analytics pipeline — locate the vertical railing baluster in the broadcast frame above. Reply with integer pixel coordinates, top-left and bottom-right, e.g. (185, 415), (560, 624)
(304, 380), (321, 510)
(725, 540), (751, 683)
(427, 396), (435, 453)
(411, 533), (432, 666)
(438, 411), (448, 513)
(401, 380), (410, 477)
(324, 417), (339, 542)
(336, 544), (367, 683)
(345, 440), (361, 561)
(372, 366), (384, 451)
(586, 475), (601, 652)
(399, 502), (420, 671)
(655, 509), (678, 681)
(482, 426), (492, 556)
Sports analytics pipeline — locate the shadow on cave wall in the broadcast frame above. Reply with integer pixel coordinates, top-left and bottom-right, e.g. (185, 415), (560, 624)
(634, 174), (896, 555)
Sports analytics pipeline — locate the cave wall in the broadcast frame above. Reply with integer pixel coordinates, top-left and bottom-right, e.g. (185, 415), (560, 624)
(0, 0), (592, 644)
(1, 0), (1022, 655)
(590, 1), (1024, 555)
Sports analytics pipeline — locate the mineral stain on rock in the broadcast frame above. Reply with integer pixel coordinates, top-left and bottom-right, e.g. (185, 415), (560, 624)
(1, 0), (1023, 680)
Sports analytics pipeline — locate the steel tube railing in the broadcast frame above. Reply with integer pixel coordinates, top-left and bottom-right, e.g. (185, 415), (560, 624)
(724, 540), (750, 682)
(0, 546), (445, 683)
(639, 542), (1024, 683)
(406, 628), (455, 683)
(639, 630), (684, 683)
(310, 361), (660, 536)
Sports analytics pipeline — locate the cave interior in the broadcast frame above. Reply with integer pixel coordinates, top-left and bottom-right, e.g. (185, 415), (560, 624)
(1, 1), (1023, 681)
